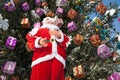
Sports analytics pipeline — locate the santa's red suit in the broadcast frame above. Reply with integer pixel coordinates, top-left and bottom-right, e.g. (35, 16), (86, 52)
(26, 23), (70, 80)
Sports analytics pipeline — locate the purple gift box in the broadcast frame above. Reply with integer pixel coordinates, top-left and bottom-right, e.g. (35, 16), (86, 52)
(35, 8), (44, 16)
(21, 2), (30, 12)
(4, 2), (16, 12)
(107, 72), (120, 80)
(56, 7), (63, 14)
(5, 36), (17, 50)
(67, 21), (77, 32)
(3, 61), (16, 75)
(97, 44), (111, 59)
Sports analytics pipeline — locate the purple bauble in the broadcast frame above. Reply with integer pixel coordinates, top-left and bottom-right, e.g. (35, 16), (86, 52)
(35, 0), (41, 6)
(21, 2), (30, 12)
(107, 72), (120, 80)
(35, 8), (44, 16)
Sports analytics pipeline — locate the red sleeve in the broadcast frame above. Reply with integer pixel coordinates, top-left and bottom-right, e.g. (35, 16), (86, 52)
(26, 33), (37, 50)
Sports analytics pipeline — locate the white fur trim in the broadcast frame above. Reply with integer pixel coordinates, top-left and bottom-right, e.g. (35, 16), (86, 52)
(55, 55), (65, 68)
(66, 36), (72, 47)
(55, 30), (64, 42)
(31, 35), (65, 68)
(29, 27), (39, 36)
(35, 37), (42, 48)
(41, 24), (59, 30)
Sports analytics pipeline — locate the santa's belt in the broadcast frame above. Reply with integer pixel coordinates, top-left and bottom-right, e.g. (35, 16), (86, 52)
(45, 38), (55, 42)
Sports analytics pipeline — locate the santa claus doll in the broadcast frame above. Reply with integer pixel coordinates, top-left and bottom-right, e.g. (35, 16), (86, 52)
(26, 16), (70, 80)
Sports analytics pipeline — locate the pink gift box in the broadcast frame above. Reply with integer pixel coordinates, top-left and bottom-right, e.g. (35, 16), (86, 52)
(67, 21), (77, 32)
(3, 61), (16, 74)
(56, 7), (63, 14)
(97, 44), (111, 59)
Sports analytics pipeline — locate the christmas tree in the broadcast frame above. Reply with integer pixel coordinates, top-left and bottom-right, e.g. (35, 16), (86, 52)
(0, 0), (120, 80)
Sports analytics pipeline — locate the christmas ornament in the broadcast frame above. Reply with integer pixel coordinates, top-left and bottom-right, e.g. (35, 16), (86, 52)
(92, 17), (102, 26)
(67, 21), (77, 32)
(54, 16), (64, 27)
(0, 75), (6, 80)
(56, 7), (63, 14)
(21, 18), (30, 28)
(4, 1), (16, 12)
(96, 3), (107, 14)
(67, 9), (77, 19)
(97, 44), (111, 59)
(73, 65), (85, 78)
(72, 0), (81, 5)
(112, 52), (119, 61)
(65, 76), (72, 80)
(56, 0), (67, 6)
(90, 34), (101, 46)
(107, 72), (120, 80)
(5, 36), (17, 50)
(105, 9), (116, 16)
(0, 14), (9, 31)
(46, 11), (55, 17)
(35, 0), (41, 7)
(13, 0), (19, 5)
(21, 2), (30, 12)
(2, 61), (16, 74)
(12, 76), (19, 80)
(73, 34), (84, 45)
(41, 1), (48, 7)
(35, 7), (44, 16)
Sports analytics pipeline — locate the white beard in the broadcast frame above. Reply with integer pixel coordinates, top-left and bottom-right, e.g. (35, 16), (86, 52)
(41, 24), (60, 30)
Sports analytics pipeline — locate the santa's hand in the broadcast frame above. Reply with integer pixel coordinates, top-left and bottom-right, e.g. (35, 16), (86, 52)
(49, 29), (61, 38)
(38, 37), (48, 47)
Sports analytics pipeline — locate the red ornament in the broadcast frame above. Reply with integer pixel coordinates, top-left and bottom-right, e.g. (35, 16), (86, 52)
(96, 3), (107, 14)
(67, 9), (77, 19)
(90, 34), (101, 46)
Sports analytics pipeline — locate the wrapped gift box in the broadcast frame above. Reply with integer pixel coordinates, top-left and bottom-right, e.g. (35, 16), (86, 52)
(73, 65), (85, 78)
(56, 7), (63, 14)
(67, 21), (77, 32)
(21, 18), (30, 28)
(3, 61), (16, 75)
(97, 44), (111, 59)
(92, 17), (102, 26)
(5, 36), (17, 50)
